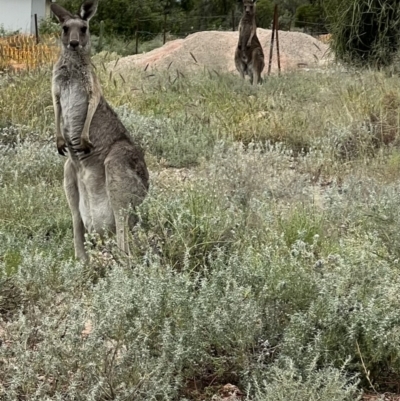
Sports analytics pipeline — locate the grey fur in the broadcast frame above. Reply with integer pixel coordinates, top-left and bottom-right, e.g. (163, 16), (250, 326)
(51, 0), (149, 261)
(234, 0), (265, 85)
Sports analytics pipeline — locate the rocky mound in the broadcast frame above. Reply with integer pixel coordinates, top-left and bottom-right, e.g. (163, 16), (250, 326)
(111, 29), (332, 76)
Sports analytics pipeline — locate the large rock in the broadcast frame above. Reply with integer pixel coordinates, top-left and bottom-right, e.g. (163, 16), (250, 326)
(110, 29), (332, 76)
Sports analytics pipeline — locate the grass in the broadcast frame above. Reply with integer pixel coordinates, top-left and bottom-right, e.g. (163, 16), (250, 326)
(0, 34), (59, 71)
(2, 57), (400, 399)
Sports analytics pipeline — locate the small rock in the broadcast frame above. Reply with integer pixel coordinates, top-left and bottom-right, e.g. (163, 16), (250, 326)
(212, 383), (244, 401)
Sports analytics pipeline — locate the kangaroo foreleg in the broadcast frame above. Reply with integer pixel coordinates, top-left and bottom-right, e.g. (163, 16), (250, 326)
(80, 84), (101, 153)
(52, 90), (66, 156)
(247, 23), (256, 47)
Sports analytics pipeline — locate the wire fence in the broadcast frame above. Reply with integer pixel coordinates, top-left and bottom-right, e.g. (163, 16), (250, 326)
(114, 13), (332, 55)
(0, 9), (332, 72)
(2, 5), (398, 73)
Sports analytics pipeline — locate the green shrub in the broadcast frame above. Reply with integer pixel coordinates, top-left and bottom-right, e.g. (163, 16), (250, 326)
(0, 24), (20, 37)
(278, 205), (325, 251)
(39, 17), (60, 35)
(250, 358), (360, 401)
(295, 4), (327, 34)
(117, 106), (215, 167)
(325, 0), (400, 67)
(255, 0), (274, 29)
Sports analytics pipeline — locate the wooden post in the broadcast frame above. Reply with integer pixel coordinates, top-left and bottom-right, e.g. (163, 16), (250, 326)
(267, 5), (277, 76)
(99, 20), (104, 51)
(34, 14), (39, 44)
(135, 20), (139, 54)
(163, 12), (167, 44)
(275, 5), (281, 75)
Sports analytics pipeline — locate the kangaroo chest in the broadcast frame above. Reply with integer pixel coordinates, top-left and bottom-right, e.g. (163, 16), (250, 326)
(55, 65), (90, 140)
(239, 17), (255, 44)
(60, 80), (88, 138)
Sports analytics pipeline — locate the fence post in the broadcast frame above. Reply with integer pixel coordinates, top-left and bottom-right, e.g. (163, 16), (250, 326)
(34, 14), (39, 44)
(267, 5), (277, 76)
(99, 20), (104, 51)
(135, 20), (139, 54)
(163, 12), (167, 44)
(275, 5), (281, 75)
(232, 8), (235, 31)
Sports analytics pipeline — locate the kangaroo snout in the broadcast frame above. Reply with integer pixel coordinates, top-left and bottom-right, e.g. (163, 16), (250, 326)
(69, 39), (80, 49)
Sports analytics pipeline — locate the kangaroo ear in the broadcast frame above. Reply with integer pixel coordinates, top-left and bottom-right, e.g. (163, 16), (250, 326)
(80, 0), (98, 21)
(51, 4), (72, 24)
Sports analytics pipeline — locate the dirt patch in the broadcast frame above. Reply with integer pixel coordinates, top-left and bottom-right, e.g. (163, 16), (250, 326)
(110, 29), (332, 77)
(363, 394), (400, 401)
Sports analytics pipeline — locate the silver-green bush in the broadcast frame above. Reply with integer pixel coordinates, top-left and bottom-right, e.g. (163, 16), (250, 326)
(4, 66), (400, 399)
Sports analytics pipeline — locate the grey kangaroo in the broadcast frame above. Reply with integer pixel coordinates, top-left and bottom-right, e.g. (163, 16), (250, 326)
(51, 0), (149, 261)
(234, 0), (265, 85)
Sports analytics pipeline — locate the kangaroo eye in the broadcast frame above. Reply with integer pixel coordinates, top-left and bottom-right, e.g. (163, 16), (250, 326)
(62, 26), (69, 34)
(81, 26), (87, 34)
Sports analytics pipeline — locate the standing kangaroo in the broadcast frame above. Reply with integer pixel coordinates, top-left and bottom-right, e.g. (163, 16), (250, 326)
(51, 0), (149, 261)
(234, 0), (265, 85)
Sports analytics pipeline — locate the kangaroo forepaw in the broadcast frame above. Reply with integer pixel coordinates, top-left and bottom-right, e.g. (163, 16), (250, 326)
(80, 137), (93, 154)
(57, 137), (67, 156)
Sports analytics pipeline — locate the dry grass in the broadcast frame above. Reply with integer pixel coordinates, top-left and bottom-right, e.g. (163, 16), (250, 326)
(0, 34), (59, 72)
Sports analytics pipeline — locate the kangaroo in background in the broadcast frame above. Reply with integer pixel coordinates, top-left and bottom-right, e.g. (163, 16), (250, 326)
(235, 0), (265, 85)
(51, 0), (149, 261)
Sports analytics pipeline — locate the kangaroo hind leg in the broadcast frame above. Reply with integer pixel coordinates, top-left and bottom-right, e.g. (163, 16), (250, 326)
(105, 144), (149, 255)
(235, 50), (246, 79)
(64, 159), (88, 261)
(252, 49), (265, 85)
